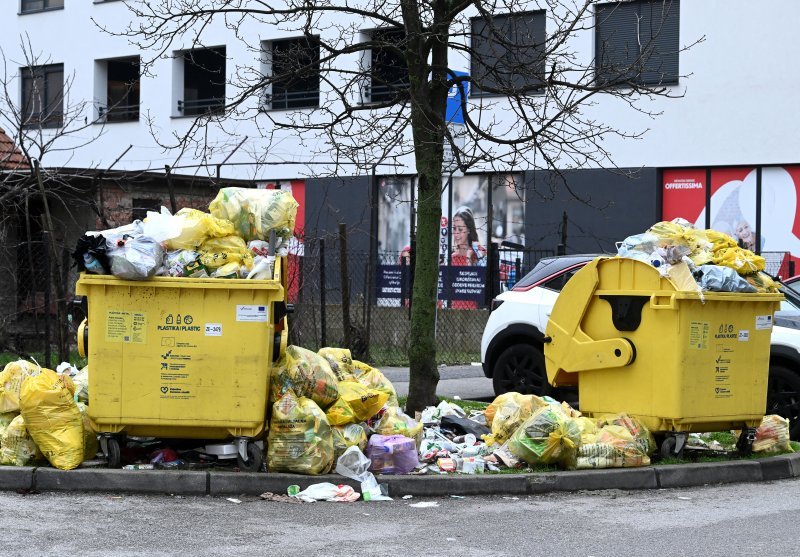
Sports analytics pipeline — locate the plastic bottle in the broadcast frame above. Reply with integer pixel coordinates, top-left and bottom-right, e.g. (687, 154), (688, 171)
(83, 253), (105, 274)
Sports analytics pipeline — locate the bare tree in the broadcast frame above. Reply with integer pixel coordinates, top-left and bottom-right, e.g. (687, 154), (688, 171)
(0, 38), (107, 364)
(106, 0), (699, 411)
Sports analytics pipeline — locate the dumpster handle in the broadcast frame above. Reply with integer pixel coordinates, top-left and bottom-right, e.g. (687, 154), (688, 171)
(650, 293), (677, 310)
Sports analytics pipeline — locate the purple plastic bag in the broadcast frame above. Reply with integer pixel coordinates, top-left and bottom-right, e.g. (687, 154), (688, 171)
(366, 434), (419, 475)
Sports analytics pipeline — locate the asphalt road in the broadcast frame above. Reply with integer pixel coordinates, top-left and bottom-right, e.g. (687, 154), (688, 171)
(383, 364), (495, 401)
(3, 479), (800, 556)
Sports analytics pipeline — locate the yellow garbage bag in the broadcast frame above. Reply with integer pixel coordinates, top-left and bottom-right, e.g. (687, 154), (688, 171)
(352, 360), (398, 407)
(165, 208), (235, 250)
(267, 391), (333, 475)
(332, 423), (369, 462)
(0, 360), (40, 413)
(577, 423), (651, 469)
(19, 369), (85, 470)
(576, 416), (599, 445)
(507, 406), (582, 469)
(374, 406), (423, 445)
(318, 347), (356, 381)
(280, 346), (339, 410)
(326, 381), (389, 426)
(747, 272), (782, 293)
(0, 411), (18, 441)
(753, 414), (793, 454)
(0, 414), (40, 466)
(482, 392), (547, 447)
(209, 187), (299, 243)
(198, 235), (254, 270)
(596, 413), (656, 456)
(73, 366), (89, 404)
(76, 403), (99, 461)
(713, 246), (766, 274)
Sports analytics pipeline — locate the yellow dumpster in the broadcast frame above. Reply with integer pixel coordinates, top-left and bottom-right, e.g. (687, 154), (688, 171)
(544, 256), (783, 456)
(75, 257), (288, 470)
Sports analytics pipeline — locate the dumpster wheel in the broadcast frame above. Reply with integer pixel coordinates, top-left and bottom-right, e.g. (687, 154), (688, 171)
(659, 433), (687, 460)
(106, 437), (122, 469)
(237, 442), (263, 472)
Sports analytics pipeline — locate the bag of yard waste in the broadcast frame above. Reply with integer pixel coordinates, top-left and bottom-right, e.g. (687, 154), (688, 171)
(0, 414), (40, 466)
(332, 423), (369, 462)
(198, 235), (254, 270)
(273, 346), (339, 410)
(373, 406), (423, 444)
(482, 392), (546, 447)
(19, 368), (85, 470)
(267, 392), (333, 475)
(367, 434), (419, 475)
(352, 360), (398, 407)
(318, 347), (356, 381)
(326, 380), (389, 426)
(753, 415), (793, 454)
(209, 187), (299, 244)
(507, 405), (582, 469)
(0, 360), (39, 413)
(164, 208), (235, 250)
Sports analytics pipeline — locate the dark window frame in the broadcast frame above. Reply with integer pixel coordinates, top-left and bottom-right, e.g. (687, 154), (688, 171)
(101, 56), (141, 123)
(20, 0), (64, 14)
(470, 10), (547, 98)
(177, 46), (227, 117)
(131, 198), (163, 222)
(366, 28), (409, 104)
(264, 36), (321, 111)
(21, 63), (64, 128)
(595, 0), (681, 87)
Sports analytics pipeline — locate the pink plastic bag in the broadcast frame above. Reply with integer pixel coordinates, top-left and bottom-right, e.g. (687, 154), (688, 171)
(366, 434), (419, 475)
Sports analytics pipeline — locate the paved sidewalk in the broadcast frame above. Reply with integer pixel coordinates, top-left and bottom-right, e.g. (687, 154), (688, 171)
(383, 364), (494, 401)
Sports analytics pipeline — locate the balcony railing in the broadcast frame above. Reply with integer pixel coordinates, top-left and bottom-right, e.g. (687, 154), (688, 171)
(363, 82), (410, 104)
(99, 103), (140, 123)
(177, 97), (225, 116)
(262, 89), (320, 110)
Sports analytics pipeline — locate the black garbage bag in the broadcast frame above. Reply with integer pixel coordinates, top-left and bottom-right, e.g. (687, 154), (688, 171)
(441, 415), (491, 437)
(72, 234), (110, 274)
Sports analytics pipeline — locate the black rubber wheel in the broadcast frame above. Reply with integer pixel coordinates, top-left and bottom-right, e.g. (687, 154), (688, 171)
(492, 343), (551, 396)
(237, 443), (263, 472)
(660, 436), (678, 460)
(766, 364), (800, 440)
(106, 437), (122, 469)
(736, 428), (755, 455)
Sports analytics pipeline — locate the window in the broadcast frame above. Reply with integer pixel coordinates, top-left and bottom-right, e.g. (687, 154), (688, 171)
(20, 0), (63, 14)
(131, 198), (162, 222)
(100, 57), (140, 123)
(542, 268), (580, 292)
(471, 12), (546, 97)
(21, 64), (64, 127)
(178, 47), (226, 116)
(367, 29), (409, 103)
(265, 37), (320, 110)
(595, 0), (680, 86)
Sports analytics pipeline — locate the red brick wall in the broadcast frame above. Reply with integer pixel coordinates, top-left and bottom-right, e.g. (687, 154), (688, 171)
(97, 182), (217, 229)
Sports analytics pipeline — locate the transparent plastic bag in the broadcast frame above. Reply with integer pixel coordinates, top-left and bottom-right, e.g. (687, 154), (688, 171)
(507, 406), (582, 469)
(482, 392), (546, 446)
(0, 414), (40, 466)
(209, 187), (299, 243)
(108, 235), (165, 280)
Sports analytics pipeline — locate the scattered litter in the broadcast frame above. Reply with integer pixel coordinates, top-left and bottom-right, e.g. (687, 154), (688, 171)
(289, 482), (360, 503)
(260, 492), (302, 504)
(453, 396), (462, 400)
(226, 498), (242, 504)
(502, 496), (519, 500)
(402, 495), (413, 499)
(409, 501), (439, 508)
(447, 538), (456, 541)
(677, 496), (692, 501)
(450, 495), (465, 499)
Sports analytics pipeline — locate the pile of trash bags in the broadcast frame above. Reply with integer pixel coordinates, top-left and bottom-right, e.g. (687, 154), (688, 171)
(0, 360), (96, 470)
(617, 218), (781, 294)
(72, 188), (299, 281)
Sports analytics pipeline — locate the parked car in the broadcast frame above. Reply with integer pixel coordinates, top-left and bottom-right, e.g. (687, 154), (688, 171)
(481, 254), (800, 439)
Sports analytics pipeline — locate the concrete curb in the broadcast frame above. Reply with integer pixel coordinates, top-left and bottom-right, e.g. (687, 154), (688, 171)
(2, 453), (798, 497)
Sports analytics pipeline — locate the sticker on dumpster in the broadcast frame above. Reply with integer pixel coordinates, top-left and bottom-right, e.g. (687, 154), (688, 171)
(236, 305), (268, 322)
(159, 385), (194, 400)
(205, 323), (223, 336)
(688, 321), (709, 350)
(755, 315), (773, 330)
(106, 310), (146, 344)
(738, 330), (750, 342)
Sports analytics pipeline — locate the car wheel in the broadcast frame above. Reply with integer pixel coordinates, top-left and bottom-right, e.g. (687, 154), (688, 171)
(492, 343), (551, 396)
(766, 364), (800, 440)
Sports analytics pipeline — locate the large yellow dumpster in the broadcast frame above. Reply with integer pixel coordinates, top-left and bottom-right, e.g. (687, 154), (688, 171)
(544, 256), (783, 456)
(75, 257), (287, 469)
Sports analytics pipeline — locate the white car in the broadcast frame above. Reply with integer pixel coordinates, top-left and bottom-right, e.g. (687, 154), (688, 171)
(481, 254), (800, 439)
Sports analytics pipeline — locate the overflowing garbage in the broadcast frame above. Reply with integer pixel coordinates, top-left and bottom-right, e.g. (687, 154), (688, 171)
(72, 187), (299, 280)
(617, 218), (780, 294)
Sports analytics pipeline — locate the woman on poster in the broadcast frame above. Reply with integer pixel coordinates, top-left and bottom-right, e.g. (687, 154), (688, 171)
(451, 206), (487, 266)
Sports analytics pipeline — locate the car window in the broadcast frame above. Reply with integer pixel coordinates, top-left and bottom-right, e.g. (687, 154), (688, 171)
(541, 268), (580, 292)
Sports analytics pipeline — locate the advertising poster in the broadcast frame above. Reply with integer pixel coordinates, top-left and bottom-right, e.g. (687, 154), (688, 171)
(760, 166), (800, 276)
(661, 169), (706, 223)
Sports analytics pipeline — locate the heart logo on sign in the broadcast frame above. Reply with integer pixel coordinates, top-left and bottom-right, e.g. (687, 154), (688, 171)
(160, 386), (168, 394)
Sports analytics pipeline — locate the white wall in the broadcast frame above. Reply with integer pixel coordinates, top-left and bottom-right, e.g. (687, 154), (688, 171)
(2, 0), (798, 180)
